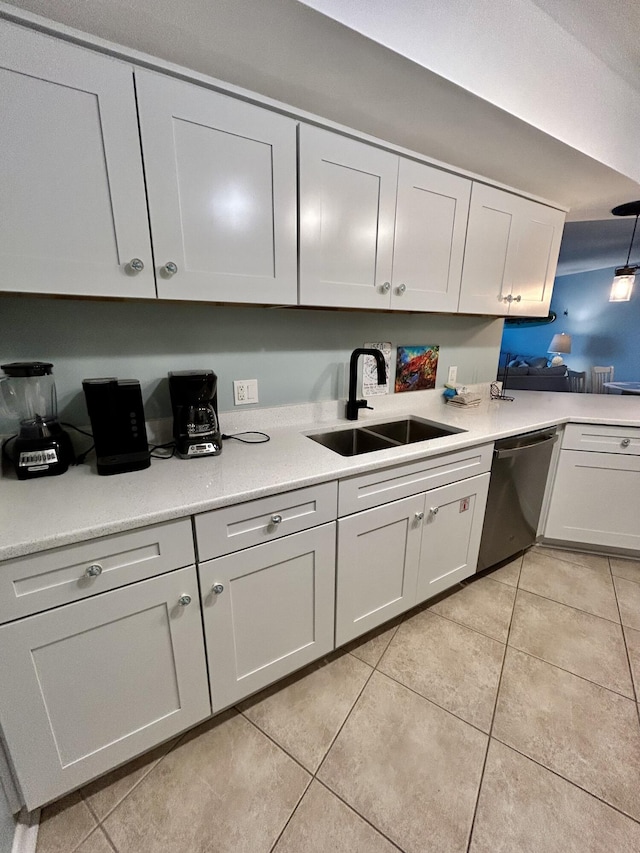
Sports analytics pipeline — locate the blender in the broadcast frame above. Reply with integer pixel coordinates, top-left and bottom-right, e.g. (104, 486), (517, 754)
(0, 362), (74, 479)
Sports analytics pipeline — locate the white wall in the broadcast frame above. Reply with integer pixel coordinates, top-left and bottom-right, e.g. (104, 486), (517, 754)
(300, 0), (640, 184)
(0, 296), (503, 433)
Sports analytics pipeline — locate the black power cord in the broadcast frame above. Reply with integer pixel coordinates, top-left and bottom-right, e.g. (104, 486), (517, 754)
(222, 431), (270, 444)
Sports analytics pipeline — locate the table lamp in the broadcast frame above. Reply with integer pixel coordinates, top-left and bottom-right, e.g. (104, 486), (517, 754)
(548, 333), (572, 365)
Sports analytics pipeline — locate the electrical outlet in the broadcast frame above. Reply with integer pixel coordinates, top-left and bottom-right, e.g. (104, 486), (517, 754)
(233, 379), (259, 405)
(447, 365), (458, 385)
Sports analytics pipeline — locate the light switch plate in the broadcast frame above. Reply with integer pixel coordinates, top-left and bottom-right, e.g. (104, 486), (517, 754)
(447, 366), (458, 385)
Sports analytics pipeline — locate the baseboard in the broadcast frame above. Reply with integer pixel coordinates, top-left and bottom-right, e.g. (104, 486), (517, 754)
(11, 809), (39, 853)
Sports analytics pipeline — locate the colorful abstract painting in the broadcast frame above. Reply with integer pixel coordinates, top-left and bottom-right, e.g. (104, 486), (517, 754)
(395, 345), (439, 392)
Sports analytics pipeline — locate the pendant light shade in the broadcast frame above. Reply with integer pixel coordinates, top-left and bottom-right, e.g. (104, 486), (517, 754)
(610, 202), (640, 302)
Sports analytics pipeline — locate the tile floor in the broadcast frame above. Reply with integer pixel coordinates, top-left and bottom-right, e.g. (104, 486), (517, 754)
(36, 546), (640, 853)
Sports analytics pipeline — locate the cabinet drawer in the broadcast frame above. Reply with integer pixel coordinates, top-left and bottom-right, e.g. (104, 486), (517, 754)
(195, 481), (337, 561)
(338, 444), (493, 516)
(562, 423), (640, 455)
(0, 519), (194, 624)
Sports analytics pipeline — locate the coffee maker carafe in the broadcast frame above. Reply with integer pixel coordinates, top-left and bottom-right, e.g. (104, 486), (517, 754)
(0, 362), (74, 479)
(169, 370), (222, 459)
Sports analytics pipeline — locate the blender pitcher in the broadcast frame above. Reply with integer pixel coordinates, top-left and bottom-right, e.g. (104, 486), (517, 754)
(0, 362), (74, 479)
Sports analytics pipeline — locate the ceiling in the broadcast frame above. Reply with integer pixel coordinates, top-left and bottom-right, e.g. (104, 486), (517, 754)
(3, 0), (640, 275)
(529, 0), (640, 93)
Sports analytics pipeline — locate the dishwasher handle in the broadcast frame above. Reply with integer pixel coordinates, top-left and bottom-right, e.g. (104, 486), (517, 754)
(494, 433), (559, 460)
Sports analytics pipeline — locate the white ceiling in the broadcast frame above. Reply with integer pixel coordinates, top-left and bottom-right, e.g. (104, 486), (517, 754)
(529, 0), (640, 93)
(3, 0), (640, 274)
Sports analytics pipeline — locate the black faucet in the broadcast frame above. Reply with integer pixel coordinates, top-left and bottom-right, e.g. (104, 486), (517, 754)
(346, 348), (387, 421)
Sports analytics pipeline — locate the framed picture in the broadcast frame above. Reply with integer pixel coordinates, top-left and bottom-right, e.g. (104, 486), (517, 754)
(395, 345), (439, 392)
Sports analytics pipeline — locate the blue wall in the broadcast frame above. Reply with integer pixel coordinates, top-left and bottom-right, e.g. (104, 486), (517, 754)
(501, 267), (640, 382)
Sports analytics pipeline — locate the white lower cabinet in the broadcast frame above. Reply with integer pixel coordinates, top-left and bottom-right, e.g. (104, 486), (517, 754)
(336, 494), (424, 646)
(199, 524), (336, 712)
(545, 450), (640, 551)
(416, 474), (490, 602)
(0, 567), (210, 810)
(336, 473), (490, 645)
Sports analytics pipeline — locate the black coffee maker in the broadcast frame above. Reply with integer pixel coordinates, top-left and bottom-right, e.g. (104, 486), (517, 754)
(169, 370), (222, 459)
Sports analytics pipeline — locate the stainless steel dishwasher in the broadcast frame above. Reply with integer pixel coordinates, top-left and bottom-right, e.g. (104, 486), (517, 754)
(477, 427), (559, 571)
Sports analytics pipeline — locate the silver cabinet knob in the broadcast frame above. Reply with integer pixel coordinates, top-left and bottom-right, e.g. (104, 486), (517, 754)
(271, 514), (283, 525)
(414, 511), (424, 521)
(163, 262), (178, 276)
(396, 283), (407, 295)
(85, 564), (103, 577)
(127, 258), (144, 273)
(513, 294), (522, 303)
(430, 506), (439, 515)
(380, 281), (391, 293)
(212, 583), (224, 595)
(178, 594), (192, 606)
(504, 294), (513, 303)
(622, 438), (631, 447)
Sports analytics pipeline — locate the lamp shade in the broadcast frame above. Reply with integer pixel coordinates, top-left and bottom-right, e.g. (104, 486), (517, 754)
(610, 269), (635, 302)
(548, 333), (572, 354)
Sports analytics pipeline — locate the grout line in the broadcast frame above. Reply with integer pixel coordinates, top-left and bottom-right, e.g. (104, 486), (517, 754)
(314, 662), (377, 779)
(240, 712), (315, 778)
(266, 775), (314, 853)
(516, 584), (621, 626)
(465, 572), (518, 853)
(96, 824), (119, 853)
(313, 779), (405, 852)
(610, 556), (640, 729)
(490, 736), (640, 827)
(372, 668), (492, 737)
(426, 605), (511, 645)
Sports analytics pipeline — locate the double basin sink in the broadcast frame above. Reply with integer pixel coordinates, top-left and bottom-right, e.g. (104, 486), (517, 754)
(308, 416), (466, 457)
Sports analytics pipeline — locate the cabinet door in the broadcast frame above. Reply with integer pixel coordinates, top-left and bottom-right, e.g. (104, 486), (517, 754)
(508, 198), (565, 317)
(299, 125), (398, 309)
(416, 473), (490, 603)
(200, 524), (336, 712)
(0, 22), (154, 299)
(457, 183), (516, 315)
(391, 160), (471, 312)
(336, 495), (424, 645)
(0, 567), (210, 810)
(545, 451), (640, 551)
(136, 70), (297, 304)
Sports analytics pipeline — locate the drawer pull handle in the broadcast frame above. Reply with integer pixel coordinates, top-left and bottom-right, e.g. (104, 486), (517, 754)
(622, 438), (631, 447)
(163, 261), (178, 276)
(270, 514), (283, 525)
(85, 564), (103, 578)
(396, 283), (407, 295)
(126, 258), (144, 273)
(414, 511), (425, 521)
(430, 506), (439, 516)
(178, 594), (192, 607)
(212, 584), (224, 595)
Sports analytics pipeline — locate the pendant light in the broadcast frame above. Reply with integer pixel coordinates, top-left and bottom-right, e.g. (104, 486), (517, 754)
(610, 201), (640, 302)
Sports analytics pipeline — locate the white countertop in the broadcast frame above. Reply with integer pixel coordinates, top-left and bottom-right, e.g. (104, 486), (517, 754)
(2, 389), (639, 561)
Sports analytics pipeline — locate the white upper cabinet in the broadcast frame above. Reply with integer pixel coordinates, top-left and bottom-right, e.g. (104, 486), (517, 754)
(298, 125), (398, 309)
(135, 70), (297, 304)
(299, 125), (472, 312)
(458, 183), (565, 316)
(0, 22), (155, 299)
(391, 160), (471, 312)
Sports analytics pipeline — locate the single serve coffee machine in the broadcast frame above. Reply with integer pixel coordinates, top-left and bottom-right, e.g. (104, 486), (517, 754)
(169, 370), (222, 459)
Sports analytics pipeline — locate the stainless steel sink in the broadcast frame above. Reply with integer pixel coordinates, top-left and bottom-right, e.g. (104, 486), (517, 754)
(307, 427), (397, 456)
(307, 416), (465, 456)
(366, 416), (465, 444)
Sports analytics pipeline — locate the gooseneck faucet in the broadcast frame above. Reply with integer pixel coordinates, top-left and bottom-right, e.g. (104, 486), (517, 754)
(346, 348), (387, 421)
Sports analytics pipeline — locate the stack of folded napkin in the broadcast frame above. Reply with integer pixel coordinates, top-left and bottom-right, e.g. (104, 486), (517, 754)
(447, 392), (482, 407)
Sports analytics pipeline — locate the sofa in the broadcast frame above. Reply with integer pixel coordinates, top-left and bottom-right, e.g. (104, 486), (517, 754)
(497, 354), (570, 392)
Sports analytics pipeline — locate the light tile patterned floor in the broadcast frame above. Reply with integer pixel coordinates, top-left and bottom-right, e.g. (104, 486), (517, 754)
(36, 547), (640, 853)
